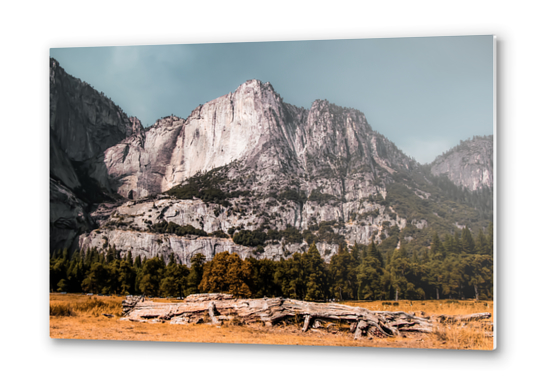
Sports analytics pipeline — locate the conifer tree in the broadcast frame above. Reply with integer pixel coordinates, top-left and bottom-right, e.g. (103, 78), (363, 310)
(118, 259), (136, 295)
(106, 246), (116, 263)
(82, 261), (109, 294)
(357, 242), (384, 300)
(440, 255), (464, 299)
(66, 251), (83, 292)
(275, 252), (307, 299)
(462, 227), (475, 254)
(431, 232), (444, 258)
(138, 256), (165, 296)
(389, 246), (411, 300)
(304, 243), (328, 301)
(225, 253), (253, 298)
(160, 255), (189, 298)
(329, 246), (358, 300)
(475, 229), (487, 255)
(126, 251), (134, 266)
(464, 253), (493, 300)
(248, 258), (279, 298)
(443, 234), (456, 255)
(425, 248), (444, 300)
(486, 222), (494, 256)
(186, 253), (206, 295)
(351, 242), (362, 263)
(199, 252), (252, 298)
(454, 230), (462, 253)
(408, 250), (427, 299)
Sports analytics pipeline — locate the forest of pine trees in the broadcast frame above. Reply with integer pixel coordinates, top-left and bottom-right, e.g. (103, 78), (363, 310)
(50, 224), (493, 301)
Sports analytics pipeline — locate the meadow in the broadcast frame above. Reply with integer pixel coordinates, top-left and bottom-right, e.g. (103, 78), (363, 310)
(50, 293), (494, 350)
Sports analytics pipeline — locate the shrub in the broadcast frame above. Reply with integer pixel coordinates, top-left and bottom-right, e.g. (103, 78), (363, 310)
(280, 225), (303, 244)
(74, 297), (122, 316)
(316, 222), (345, 245)
(278, 189), (307, 204)
(50, 303), (75, 316)
(302, 229), (317, 245)
(233, 230), (267, 247)
(150, 221), (207, 237)
(266, 229), (281, 241)
(211, 230), (229, 238)
(308, 190), (336, 205)
(166, 168), (233, 206)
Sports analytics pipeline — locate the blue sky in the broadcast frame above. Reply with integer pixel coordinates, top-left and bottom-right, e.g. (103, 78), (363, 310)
(51, 36), (493, 164)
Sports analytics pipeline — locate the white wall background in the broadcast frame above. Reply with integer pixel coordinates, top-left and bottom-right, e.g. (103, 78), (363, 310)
(1, 0), (540, 382)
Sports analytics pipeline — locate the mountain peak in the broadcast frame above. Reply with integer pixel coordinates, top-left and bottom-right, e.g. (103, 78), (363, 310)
(431, 135), (493, 191)
(234, 79), (279, 98)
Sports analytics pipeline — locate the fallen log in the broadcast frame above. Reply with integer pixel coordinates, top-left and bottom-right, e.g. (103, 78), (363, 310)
(122, 294), (438, 338)
(121, 294), (492, 339)
(435, 313), (492, 324)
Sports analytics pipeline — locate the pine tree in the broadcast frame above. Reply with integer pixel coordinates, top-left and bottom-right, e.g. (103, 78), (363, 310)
(82, 261), (109, 294)
(475, 229), (487, 255)
(431, 233), (444, 258)
(198, 252), (252, 298)
(408, 250), (427, 299)
(303, 243), (328, 301)
(426, 256), (443, 300)
(249, 258), (279, 298)
(440, 255), (464, 299)
(225, 253), (253, 298)
(160, 256), (189, 298)
(66, 251), (83, 292)
(186, 253), (206, 295)
(454, 230), (462, 253)
(275, 253), (307, 299)
(464, 253), (493, 300)
(357, 242), (384, 300)
(462, 227), (475, 254)
(389, 246), (411, 300)
(443, 234), (456, 255)
(126, 251), (134, 266)
(486, 222), (494, 256)
(50, 249), (69, 292)
(329, 246), (358, 301)
(138, 257), (165, 296)
(105, 246), (115, 264)
(351, 242), (362, 263)
(118, 259), (136, 295)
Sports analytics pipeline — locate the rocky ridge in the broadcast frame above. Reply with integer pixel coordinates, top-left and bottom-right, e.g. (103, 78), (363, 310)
(430, 135), (493, 191)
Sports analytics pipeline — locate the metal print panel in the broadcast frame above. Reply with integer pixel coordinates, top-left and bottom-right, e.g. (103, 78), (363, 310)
(49, 36), (495, 349)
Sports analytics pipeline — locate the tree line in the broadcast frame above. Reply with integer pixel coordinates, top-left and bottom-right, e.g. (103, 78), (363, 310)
(50, 224), (493, 301)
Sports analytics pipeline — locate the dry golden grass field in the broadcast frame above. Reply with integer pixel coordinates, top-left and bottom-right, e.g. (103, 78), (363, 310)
(50, 293), (494, 350)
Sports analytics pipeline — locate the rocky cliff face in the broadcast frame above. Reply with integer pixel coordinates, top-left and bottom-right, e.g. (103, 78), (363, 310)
(50, 58), (136, 164)
(75, 79), (417, 262)
(51, 59), (492, 263)
(104, 79), (416, 200)
(49, 58), (138, 251)
(430, 135), (493, 191)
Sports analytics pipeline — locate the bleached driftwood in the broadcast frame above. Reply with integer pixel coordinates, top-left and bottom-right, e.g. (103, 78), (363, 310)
(122, 294), (426, 338)
(121, 294), (492, 339)
(435, 313), (492, 323)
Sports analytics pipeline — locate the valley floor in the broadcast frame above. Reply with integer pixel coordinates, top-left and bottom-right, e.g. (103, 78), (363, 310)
(49, 294), (494, 350)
